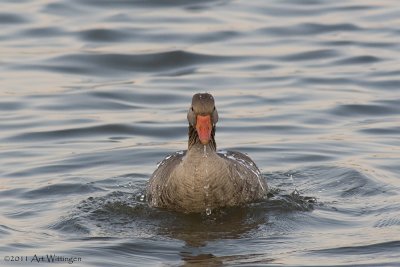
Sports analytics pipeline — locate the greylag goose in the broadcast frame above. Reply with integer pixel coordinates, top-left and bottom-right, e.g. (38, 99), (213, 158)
(147, 93), (267, 213)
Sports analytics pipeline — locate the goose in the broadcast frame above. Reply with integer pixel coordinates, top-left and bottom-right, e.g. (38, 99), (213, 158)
(146, 93), (267, 213)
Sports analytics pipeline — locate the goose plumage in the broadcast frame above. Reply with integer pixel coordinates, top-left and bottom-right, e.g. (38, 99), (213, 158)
(146, 93), (267, 213)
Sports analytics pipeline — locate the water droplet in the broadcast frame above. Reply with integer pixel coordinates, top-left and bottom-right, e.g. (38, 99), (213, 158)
(205, 207), (212, 216)
(140, 194), (145, 202)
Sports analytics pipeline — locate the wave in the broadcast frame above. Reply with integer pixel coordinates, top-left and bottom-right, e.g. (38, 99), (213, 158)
(14, 50), (240, 76)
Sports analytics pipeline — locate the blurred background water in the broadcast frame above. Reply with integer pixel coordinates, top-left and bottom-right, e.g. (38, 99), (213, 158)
(1, 0), (400, 266)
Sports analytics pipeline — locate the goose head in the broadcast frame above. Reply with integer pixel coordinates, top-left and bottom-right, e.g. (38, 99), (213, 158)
(187, 93), (219, 145)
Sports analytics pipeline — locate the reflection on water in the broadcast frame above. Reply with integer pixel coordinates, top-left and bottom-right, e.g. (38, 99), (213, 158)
(1, 0), (400, 266)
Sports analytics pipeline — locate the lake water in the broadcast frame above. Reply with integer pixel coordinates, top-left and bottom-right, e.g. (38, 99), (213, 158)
(1, 0), (400, 266)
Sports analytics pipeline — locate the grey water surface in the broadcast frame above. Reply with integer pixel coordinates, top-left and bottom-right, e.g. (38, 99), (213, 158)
(1, 0), (400, 266)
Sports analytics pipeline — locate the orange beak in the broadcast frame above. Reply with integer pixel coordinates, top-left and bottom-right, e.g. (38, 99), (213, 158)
(196, 115), (212, 145)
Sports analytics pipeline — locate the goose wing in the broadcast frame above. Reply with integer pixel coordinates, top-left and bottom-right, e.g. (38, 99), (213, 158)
(146, 150), (186, 205)
(217, 150), (268, 196)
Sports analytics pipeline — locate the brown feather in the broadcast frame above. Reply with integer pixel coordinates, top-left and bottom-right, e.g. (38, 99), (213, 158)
(146, 93), (268, 213)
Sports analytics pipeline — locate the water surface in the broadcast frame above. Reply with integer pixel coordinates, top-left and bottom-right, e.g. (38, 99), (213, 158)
(1, 0), (400, 266)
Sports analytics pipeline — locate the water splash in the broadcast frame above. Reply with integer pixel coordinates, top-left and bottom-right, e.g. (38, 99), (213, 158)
(205, 207), (212, 216)
(257, 176), (265, 192)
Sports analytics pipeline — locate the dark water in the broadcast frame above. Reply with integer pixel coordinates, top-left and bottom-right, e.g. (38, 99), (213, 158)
(1, 0), (400, 266)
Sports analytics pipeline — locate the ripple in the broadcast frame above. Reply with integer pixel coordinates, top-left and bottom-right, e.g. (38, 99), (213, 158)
(49, 216), (91, 234)
(280, 0), (328, 5)
(295, 166), (391, 199)
(221, 124), (322, 136)
(90, 90), (187, 106)
(266, 190), (316, 212)
(23, 183), (103, 199)
(78, 28), (131, 42)
(20, 27), (66, 38)
(333, 55), (382, 65)
(277, 49), (339, 62)
(250, 3), (374, 18)
(42, 2), (87, 16)
(60, 183), (315, 242)
(312, 240), (400, 255)
(5, 148), (162, 178)
(299, 77), (352, 86)
(259, 23), (362, 36)
(0, 188), (26, 198)
(0, 101), (25, 111)
(330, 103), (398, 117)
(0, 225), (14, 237)
(374, 216), (400, 228)
(73, 0), (224, 9)
(285, 153), (335, 163)
(361, 80), (400, 90)
(17, 50), (240, 76)
(4, 123), (185, 142)
(321, 40), (398, 49)
(192, 30), (240, 43)
(33, 91), (142, 110)
(360, 126), (400, 135)
(0, 13), (28, 24)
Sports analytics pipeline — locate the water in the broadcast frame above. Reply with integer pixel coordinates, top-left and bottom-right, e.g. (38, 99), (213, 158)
(1, 0), (399, 266)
